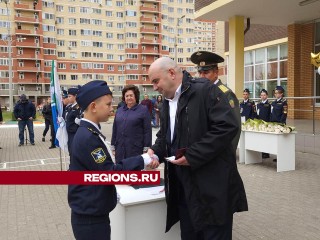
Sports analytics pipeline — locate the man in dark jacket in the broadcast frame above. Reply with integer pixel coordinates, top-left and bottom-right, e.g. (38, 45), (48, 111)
(147, 57), (248, 240)
(42, 97), (56, 149)
(14, 94), (36, 146)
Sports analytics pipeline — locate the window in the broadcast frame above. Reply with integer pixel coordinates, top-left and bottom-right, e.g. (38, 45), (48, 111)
(69, 30), (76, 36)
(70, 64), (78, 70)
(57, 29), (64, 35)
(106, 54), (113, 60)
(106, 44), (113, 50)
(57, 40), (65, 46)
(117, 34), (124, 39)
(80, 18), (90, 24)
(116, 12), (123, 18)
(106, 0), (112, 6)
(93, 63), (104, 69)
(59, 74), (67, 80)
(43, 13), (55, 19)
(118, 44), (124, 50)
(58, 63), (66, 69)
(107, 65), (114, 71)
(116, 1), (123, 6)
(92, 8), (101, 14)
(93, 30), (102, 36)
(81, 62), (92, 69)
(117, 23), (124, 29)
(80, 7), (91, 13)
(71, 75), (78, 81)
(69, 41), (77, 47)
(106, 11), (112, 17)
(57, 52), (65, 57)
(68, 6), (76, 13)
(106, 33), (113, 39)
(126, 10), (136, 16)
(82, 74), (92, 81)
(56, 5), (64, 11)
(243, 44), (288, 98)
(93, 52), (103, 58)
(70, 52), (77, 58)
(69, 18), (76, 25)
(56, 17), (64, 24)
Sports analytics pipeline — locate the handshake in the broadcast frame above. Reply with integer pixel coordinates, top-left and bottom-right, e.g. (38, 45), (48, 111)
(141, 149), (160, 169)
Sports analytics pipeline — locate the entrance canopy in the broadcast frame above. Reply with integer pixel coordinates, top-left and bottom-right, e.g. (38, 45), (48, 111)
(195, 0), (320, 25)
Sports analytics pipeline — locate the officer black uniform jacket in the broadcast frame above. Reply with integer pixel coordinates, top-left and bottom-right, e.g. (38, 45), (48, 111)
(215, 80), (241, 152)
(270, 98), (288, 124)
(240, 99), (256, 121)
(256, 100), (271, 122)
(13, 100), (36, 120)
(151, 71), (248, 232)
(68, 120), (144, 216)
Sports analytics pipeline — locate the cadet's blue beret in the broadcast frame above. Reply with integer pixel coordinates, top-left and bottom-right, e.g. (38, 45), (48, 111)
(243, 88), (250, 94)
(68, 87), (79, 96)
(191, 51), (224, 71)
(76, 80), (112, 110)
(260, 89), (268, 95)
(62, 90), (68, 99)
(275, 86), (284, 92)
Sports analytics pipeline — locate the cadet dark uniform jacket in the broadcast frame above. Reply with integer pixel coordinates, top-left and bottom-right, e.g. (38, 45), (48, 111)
(256, 100), (271, 122)
(68, 120), (144, 216)
(65, 103), (81, 151)
(270, 98), (288, 124)
(240, 99), (256, 121)
(151, 72), (248, 232)
(13, 100), (36, 120)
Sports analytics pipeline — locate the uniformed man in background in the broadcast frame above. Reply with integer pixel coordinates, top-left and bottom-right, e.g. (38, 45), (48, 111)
(62, 90), (70, 119)
(190, 50), (241, 152)
(68, 80), (158, 240)
(240, 88), (256, 121)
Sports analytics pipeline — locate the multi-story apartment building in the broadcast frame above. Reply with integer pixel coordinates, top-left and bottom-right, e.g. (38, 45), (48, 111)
(0, 0), (217, 108)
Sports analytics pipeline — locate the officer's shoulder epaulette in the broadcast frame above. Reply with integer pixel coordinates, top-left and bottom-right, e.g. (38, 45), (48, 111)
(281, 98), (287, 103)
(248, 99), (255, 104)
(87, 127), (99, 136)
(217, 84), (230, 94)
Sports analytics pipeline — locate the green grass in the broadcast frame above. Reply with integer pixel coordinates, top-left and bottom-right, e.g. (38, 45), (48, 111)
(2, 111), (44, 122)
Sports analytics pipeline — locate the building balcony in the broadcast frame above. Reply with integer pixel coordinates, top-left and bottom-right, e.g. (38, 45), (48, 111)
(15, 29), (43, 36)
(16, 66), (41, 72)
(14, 16), (40, 24)
(16, 41), (41, 48)
(14, 2), (41, 11)
(140, 38), (161, 45)
(140, 27), (160, 34)
(140, 17), (161, 23)
(141, 51), (160, 55)
(140, 6), (159, 12)
(16, 53), (39, 60)
(125, 48), (141, 54)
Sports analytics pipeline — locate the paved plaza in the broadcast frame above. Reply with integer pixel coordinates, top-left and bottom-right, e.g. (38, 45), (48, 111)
(0, 122), (319, 240)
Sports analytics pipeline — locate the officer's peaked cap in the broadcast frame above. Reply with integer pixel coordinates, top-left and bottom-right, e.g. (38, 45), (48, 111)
(76, 80), (112, 110)
(191, 51), (224, 71)
(275, 86), (284, 92)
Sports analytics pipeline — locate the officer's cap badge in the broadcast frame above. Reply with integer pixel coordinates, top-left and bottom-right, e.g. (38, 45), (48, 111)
(199, 61), (206, 66)
(91, 148), (107, 163)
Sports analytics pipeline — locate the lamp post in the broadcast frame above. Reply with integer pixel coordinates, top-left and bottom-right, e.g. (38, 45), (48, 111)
(174, 15), (185, 63)
(3, 0), (13, 112)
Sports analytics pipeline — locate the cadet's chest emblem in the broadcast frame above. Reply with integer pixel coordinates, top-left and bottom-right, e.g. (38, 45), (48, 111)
(91, 148), (107, 163)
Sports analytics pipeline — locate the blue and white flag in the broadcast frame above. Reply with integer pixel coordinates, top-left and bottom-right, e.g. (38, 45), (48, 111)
(50, 60), (68, 152)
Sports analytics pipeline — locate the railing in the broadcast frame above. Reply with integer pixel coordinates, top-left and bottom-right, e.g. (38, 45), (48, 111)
(241, 96), (320, 135)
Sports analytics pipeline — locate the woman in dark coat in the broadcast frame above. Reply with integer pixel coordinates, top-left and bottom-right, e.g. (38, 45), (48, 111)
(154, 95), (163, 128)
(111, 85), (152, 162)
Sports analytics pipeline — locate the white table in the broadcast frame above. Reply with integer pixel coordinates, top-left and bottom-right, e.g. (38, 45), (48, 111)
(110, 185), (180, 240)
(239, 130), (296, 172)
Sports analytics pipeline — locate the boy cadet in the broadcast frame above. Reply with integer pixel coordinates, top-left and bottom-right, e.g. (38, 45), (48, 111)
(240, 88), (256, 121)
(68, 80), (158, 240)
(270, 86), (288, 124)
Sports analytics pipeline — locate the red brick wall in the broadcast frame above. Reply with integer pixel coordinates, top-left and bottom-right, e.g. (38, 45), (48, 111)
(287, 23), (319, 120)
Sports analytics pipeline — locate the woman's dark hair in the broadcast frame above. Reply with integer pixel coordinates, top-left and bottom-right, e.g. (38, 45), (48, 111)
(157, 95), (163, 102)
(122, 85), (140, 103)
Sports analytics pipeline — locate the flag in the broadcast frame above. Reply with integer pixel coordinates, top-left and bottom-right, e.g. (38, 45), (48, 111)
(50, 60), (68, 152)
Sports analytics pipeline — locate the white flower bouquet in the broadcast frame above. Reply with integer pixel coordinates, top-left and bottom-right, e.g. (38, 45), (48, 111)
(242, 119), (296, 134)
